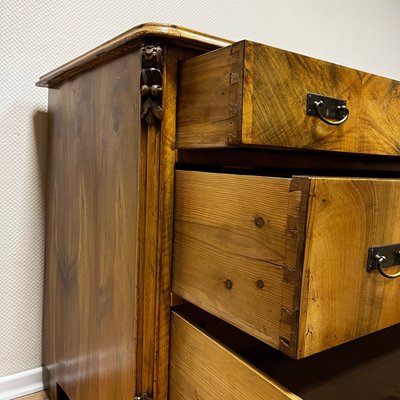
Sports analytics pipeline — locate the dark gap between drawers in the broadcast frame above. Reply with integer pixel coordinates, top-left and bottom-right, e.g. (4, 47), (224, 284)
(176, 148), (400, 179)
(172, 303), (400, 400)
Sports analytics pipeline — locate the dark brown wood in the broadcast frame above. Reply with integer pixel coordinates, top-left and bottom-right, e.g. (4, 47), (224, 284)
(176, 40), (400, 156)
(140, 45), (163, 125)
(36, 23), (232, 88)
(45, 50), (141, 400)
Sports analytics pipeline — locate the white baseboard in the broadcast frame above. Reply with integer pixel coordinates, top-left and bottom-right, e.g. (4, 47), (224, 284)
(0, 367), (46, 400)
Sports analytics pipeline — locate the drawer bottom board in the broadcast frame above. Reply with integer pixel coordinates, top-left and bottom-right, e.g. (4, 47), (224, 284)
(169, 305), (400, 400)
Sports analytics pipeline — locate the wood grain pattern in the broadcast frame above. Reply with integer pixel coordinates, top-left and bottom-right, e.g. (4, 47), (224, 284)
(176, 44), (244, 148)
(45, 50), (141, 400)
(135, 45), (199, 400)
(279, 177), (310, 356)
(172, 171), (400, 359)
(172, 171), (299, 348)
(36, 23), (232, 88)
(298, 177), (400, 358)
(176, 40), (400, 155)
(153, 45), (180, 400)
(169, 311), (300, 400)
(180, 304), (400, 400)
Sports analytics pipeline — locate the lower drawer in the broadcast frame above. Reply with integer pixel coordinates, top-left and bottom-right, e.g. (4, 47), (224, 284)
(169, 307), (400, 400)
(172, 170), (400, 358)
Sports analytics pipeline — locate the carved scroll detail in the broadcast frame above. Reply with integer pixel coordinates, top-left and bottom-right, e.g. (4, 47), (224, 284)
(141, 45), (163, 126)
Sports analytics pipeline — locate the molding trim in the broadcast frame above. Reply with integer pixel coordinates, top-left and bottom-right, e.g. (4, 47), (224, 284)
(0, 367), (46, 400)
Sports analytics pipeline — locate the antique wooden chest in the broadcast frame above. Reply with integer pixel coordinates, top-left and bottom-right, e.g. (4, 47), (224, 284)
(38, 23), (400, 400)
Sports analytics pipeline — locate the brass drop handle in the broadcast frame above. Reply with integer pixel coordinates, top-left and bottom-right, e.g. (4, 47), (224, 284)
(375, 254), (400, 279)
(313, 101), (349, 126)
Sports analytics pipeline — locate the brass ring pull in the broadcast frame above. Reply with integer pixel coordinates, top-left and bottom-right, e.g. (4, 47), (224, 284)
(375, 254), (400, 279)
(313, 101), (349, 126)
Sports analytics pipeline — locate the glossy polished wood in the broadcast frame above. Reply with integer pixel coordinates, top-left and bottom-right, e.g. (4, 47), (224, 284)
(299, 177), (400, 358)
(177, 40), (400, 156)
(36, 23), (232, 88)
(45, 51), (141, 400)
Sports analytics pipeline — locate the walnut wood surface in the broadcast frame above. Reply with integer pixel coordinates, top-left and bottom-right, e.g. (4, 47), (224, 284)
(169, 311), (300, 400)
(172, 171), (301, 349)
(298, 177), (400, 358)
(45, 51), (141, 399)
(177, 40), (400, 156)
(37, 23), (232, 88)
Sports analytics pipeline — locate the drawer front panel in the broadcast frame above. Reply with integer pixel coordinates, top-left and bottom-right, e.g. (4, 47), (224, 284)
(172, 171), (305, 349)
(177, 40), (400, 155)
(299, 177), (400, 358)
(169, 311), (300, 400)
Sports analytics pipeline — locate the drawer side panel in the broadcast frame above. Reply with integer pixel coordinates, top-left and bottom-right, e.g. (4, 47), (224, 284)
(172, 171), (296, 348)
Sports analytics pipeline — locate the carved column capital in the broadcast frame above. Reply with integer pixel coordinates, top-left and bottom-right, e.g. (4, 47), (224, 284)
(141, 45), (163, 126)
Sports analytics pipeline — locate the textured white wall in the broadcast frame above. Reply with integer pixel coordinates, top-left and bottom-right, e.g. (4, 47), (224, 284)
(1, 0), (399, 377)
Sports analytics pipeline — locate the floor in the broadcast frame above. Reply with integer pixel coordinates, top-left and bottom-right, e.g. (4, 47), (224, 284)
(14, 391), (49, 400)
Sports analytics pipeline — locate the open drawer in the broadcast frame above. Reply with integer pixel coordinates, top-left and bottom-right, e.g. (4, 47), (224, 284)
(169, 307), (400, 400)
(176, 41), (400, 155)
(172, 170), (400, 358)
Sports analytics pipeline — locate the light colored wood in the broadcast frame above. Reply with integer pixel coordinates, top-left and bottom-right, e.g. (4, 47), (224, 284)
(177, 40), (400, 156)
(176, 44), (244, 148)
(36, 23), (232, 87)
(172, 171), (400, 359)
(298, 177), (400, 358)
(14, 391), (49, 400)
(172, 171), (301, 349)
(279, 177), (310, 355)
(169, 311), (300, 400)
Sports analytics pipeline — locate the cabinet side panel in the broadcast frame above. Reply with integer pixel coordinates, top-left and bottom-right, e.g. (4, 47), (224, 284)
(45, 50), (141, 400)
(46, 72), (99, 400)
(93, 51), (141, 400)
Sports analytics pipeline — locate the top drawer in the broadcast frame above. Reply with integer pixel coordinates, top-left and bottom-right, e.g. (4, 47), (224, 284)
(176, 40), (400, 155)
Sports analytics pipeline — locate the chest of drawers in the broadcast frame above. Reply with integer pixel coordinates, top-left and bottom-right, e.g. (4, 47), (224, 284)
(38, 23), (400, 400)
